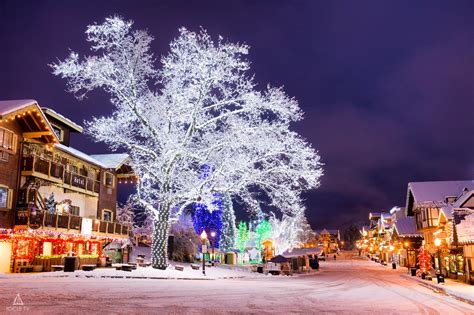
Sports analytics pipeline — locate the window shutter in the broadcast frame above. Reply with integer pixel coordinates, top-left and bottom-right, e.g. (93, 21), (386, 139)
(7, 189), (13, 209)
(12, 134), (18, 153)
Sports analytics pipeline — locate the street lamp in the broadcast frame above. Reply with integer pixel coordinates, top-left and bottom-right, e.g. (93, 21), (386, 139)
(434, 238), (442, 274)
(210, 231), (216, 266)
(200, 230), (207, 276)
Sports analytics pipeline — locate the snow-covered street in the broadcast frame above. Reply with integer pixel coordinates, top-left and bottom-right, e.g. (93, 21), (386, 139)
(1, 256), (472, 314)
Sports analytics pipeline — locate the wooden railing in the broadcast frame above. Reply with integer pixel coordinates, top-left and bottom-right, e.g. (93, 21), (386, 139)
(22, 155), (100, 194)
(15, 210), (130, 236)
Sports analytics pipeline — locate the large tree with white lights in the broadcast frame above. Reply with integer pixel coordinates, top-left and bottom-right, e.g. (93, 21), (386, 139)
(52, 16), (323, 269)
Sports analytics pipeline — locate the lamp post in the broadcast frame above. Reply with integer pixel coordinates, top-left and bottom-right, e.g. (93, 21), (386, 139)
(210, 231), (216, 267)
(434, 238), (442, 274)
(200, 230), (207, 276)
(404, 242), (410, 270)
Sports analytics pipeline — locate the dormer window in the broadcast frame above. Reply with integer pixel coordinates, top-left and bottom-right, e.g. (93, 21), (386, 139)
(51, 123), (64, 142)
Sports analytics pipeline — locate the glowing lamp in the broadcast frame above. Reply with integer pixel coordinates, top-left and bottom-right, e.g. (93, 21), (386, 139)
(434, 238), (441, 247)
(200, 230), (207, 240)
(210, 231), (216, 238)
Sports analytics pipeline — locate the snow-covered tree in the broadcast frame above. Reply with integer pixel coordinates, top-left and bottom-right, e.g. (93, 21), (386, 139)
(249, 207), (266, 232)
(116, 199), (135, 228)
(52, 16), (323, 269)
(269, 206), (310, 254)
(220, 193), (237, 252)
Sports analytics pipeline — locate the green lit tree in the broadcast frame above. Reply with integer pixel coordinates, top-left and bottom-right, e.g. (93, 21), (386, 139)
(255, 220), (272, 251)
(236, 221), (250, 252)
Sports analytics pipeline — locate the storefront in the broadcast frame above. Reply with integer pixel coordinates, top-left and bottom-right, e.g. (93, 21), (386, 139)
(0, 228), (128, 272)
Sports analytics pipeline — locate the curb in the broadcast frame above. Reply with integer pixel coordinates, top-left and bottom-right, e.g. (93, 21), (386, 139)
(400, 274), (474, 305)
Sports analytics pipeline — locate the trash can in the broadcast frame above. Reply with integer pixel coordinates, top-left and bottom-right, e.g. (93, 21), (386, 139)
(436, 274), (445, 284)
(257, 266), (263, 273)
(64, 256), (77, 272)
(392, 262), (396, 269)
(410, 267), (416, 276)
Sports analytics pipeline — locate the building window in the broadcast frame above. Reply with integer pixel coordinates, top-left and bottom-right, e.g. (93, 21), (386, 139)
(102, 209), (113, 222)
(51, 124), (64, 142)
(104, 172), (114, 188)
(0, 186), (13, 209)
(0, 128), (17, 152)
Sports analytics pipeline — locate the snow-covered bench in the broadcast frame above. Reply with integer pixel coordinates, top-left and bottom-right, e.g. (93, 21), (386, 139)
(51, 265), (64, 272)
(174, 265), (184, 271)
(190, 264), (200, 270)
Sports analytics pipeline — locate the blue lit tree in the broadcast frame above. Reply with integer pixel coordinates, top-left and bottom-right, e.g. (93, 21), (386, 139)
(193, 193), (223, 248)
(193, 164), (223, 248)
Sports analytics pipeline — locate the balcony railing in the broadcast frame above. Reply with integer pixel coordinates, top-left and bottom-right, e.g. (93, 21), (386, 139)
(15, 210), (129, 236)
(22, 155), (100, 194)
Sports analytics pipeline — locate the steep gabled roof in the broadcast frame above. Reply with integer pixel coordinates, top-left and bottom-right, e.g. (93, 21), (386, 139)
(0, 99), (37, 115)
(392, 217), (422, 237)
(408, 181), (474, 204)
(42, 107), (83, 133)
(453, 190), (474, 208)
(0, 99), (59, 144)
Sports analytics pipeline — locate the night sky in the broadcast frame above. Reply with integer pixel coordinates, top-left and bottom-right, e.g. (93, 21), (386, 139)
(1, 1), (473, 229)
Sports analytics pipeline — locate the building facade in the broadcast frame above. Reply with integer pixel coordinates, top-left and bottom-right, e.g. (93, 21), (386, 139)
(0, 100), (133, 273)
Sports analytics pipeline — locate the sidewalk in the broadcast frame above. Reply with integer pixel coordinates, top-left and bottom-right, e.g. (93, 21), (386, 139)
(399, 273), (474, 305)
(366, 257), (474, 305)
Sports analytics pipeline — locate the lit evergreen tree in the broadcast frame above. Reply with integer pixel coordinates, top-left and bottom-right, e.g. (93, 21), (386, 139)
(236, 221), (250, 252)
(255, 220), (272, 251)
(220, 193), (237, 252)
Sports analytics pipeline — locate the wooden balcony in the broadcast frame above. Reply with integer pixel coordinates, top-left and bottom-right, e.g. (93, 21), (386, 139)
(15, 210), (130, 237)
(22, 155), (100, 196)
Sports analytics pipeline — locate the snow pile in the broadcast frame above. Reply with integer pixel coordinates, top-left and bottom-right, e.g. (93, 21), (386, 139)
(5, 264), (269, 280)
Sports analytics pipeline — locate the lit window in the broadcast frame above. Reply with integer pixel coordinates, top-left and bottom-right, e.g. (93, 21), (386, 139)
(0, 128), (16, 152)
(104, 172), (114, 187)
(102, 210), (113, 222)
(0, 186), (12, 209)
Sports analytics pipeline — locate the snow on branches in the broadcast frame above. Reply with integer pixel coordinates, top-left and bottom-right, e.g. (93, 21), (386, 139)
(52, 16), (323, 268)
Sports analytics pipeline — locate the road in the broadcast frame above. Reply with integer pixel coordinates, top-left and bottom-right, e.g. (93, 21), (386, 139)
(0, 255), (473, 314)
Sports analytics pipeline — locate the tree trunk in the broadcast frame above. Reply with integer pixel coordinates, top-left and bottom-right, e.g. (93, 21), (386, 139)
(151, 213), (170, 269)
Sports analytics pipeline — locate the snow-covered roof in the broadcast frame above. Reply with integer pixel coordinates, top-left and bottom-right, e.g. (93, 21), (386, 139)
(393, 217), (422, 237)
(440, 206), (454, 220)
(455, 212), (474, 244)
(89, 154), (130, 170)
(42, 107), (83, 133)
(55, 143), (107, 168)
(408, 181), (474, 203)
(0, 99), (36, 116)
(282, 247), (322, 258)
(452, 190), (474, 208)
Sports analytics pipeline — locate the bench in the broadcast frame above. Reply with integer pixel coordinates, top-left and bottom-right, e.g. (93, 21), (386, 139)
(174, 265), (184, 271)
(19, 266), (34, 273)
(51, 265), (64, 272)
(122, 265), (133, 272)
(138, 262), (151, 267)
(81, 264), (96, 271)
(190, 264), (200, 270)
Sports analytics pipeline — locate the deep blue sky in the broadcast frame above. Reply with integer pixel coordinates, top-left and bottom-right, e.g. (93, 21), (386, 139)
(1, 1), (473, 229)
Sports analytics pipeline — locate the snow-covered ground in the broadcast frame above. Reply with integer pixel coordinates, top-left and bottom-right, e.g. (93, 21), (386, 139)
(1, 262), (266, 280)
(0, 255), (472, 314)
